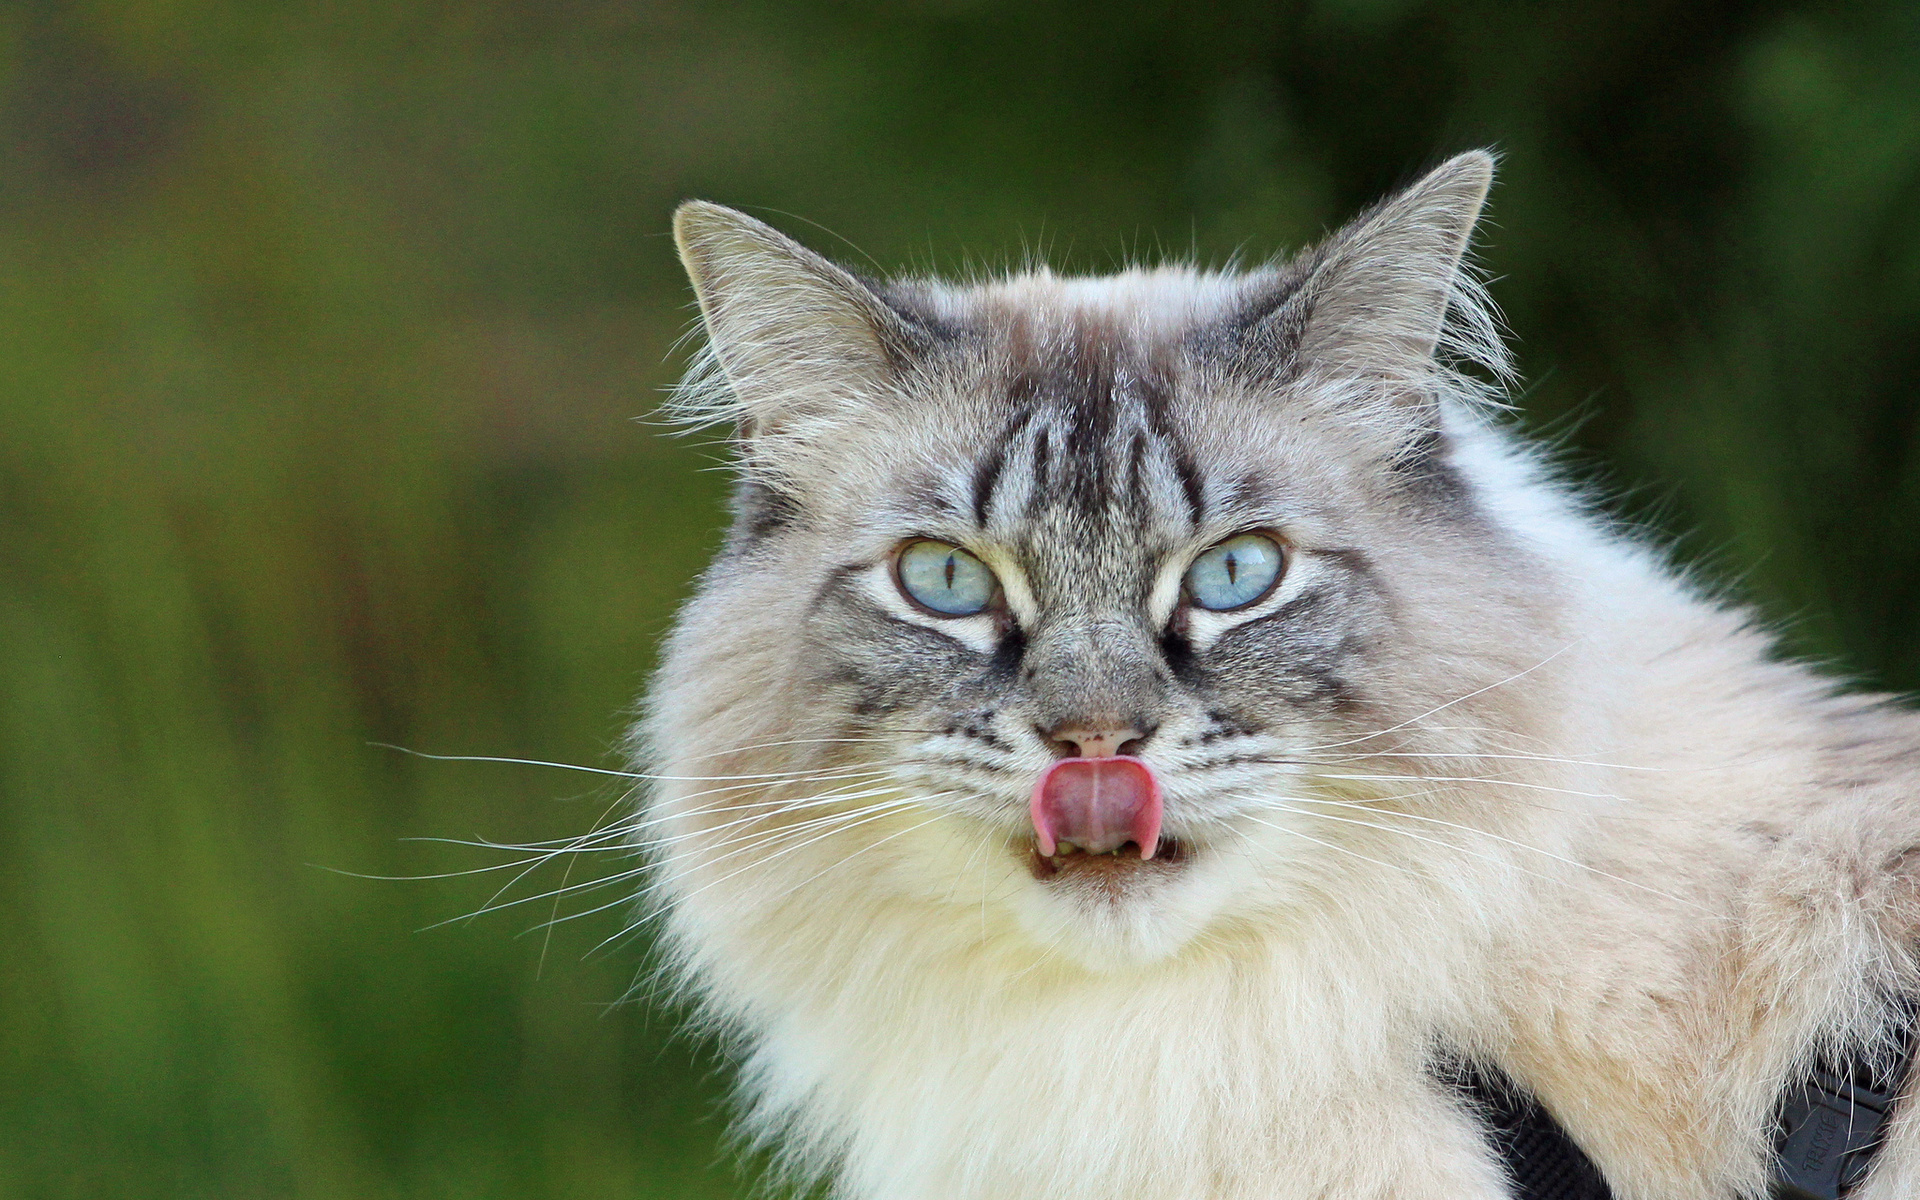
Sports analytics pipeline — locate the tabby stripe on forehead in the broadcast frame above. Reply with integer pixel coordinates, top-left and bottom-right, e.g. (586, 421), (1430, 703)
(1138, 375), (1205, 528)
(971, 405), (1039, 526)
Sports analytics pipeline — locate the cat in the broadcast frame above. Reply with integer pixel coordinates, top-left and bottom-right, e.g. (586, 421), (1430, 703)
(633, 151), (1920, 1199)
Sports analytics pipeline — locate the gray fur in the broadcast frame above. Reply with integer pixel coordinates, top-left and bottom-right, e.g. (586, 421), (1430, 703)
(635, 152), (1920, 1199)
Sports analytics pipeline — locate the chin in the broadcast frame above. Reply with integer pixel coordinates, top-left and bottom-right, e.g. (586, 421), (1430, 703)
(1006, 839), (1250, 971)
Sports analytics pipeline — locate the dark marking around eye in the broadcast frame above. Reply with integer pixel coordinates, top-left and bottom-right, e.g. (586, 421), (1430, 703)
(1232, 584), (1333, 632)
(1158, 629), (1201, 686)
(816, 561), (974, 654)
(985, 625), (1027, 683)
(1315, 546), (1379, 584)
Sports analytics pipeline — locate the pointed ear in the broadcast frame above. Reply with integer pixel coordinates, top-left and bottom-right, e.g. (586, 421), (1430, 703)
(1248, 150), (1503, 406)
(672, 202), (929, 449)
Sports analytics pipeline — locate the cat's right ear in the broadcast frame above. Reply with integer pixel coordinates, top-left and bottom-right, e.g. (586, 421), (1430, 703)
(1223, 151), (1508, 452)
(672, 203), (929, 457)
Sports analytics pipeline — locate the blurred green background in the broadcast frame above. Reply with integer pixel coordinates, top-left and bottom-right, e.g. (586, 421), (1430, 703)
(3, 1), (1918, 1196)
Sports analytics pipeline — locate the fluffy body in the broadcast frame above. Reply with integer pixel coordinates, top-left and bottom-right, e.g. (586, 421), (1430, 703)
(637, 154), (1920, 1199)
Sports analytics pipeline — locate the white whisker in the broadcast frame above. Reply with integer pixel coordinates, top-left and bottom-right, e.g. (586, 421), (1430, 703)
(1261, 799), (1717, 916)
(373, 741), (896, 785)
(1239, 814), (1432, 881)
(1310, 771), (1629, 803)
(595, 795), (958, 954)
(1287, 642), (1582, 755)
(426, 795), (922, 931)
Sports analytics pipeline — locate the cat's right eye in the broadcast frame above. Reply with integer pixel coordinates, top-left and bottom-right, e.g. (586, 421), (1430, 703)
(1184, 533), (1285, 611)
(895, 540), (998, 617)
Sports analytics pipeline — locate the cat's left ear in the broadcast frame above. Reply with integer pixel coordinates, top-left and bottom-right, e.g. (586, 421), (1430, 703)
(1239, 150), (1505, 432)
(672, 202), (931, 459)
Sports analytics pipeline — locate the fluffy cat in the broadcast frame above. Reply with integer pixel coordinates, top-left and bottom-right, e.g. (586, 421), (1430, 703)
(635, 151), (1920, 1199)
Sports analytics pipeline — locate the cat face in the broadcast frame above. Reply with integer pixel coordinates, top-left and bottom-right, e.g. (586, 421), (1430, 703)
(650, 153), (1562, 968)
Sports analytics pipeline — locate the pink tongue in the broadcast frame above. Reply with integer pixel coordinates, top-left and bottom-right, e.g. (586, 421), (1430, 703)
(1030, 756), (1163, 860)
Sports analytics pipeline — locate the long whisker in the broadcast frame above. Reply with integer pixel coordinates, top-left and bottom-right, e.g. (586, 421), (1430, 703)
(1281, 746), (1790, 777)
(317, 858), (566, 883)
(1284, 750), (1691, 773)
(373, 742), (902, 785)
(1239, 814), (1431, 881)
(725, 810), (957, 926)
(591, 796), (957, 954)
(1308, 771), (1630, 803)
(637, 787), (924, 865)
(1262, 800), (1717, 915)
(377, 776), (918, 932)
(1286, 642), (1581, 755)
(432, 772), (905, 857)
(1274, 794), (1630, 883)
(424, 791), (929, 930)
(373, 744), (648, 779)
(424, 798), (902, 933)
(645, 793), (942, 883)
(610, 809), (959, 999)
(667, 732), (939, 761)
(519, 786), (926, 905)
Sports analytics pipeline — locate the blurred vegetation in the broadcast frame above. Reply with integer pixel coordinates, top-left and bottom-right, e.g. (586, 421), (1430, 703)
(1, 1), (1917, 1196)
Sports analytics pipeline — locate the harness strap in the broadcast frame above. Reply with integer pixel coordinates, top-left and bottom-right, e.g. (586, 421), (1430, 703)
(1453, 1064), (1613, 1200)
(1451, 1010), (1917, 1200)
(1773, 1037), (1913, 1200)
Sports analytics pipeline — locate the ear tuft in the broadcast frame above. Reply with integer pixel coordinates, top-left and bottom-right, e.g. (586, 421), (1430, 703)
(669, 203), (926, 457)
(1247, 149), (1510, 437)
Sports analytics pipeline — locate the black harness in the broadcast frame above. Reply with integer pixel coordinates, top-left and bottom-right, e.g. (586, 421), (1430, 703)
(1452, 1016), (1918, 1200)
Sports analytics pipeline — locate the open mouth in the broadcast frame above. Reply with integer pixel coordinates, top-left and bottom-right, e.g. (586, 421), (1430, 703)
(1028, 836), (1190, 881)
(1027, 755), (1188, 884)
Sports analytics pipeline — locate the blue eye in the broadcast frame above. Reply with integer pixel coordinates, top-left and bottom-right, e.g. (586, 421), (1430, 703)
(1184, 534), (1285, 611)
(896, 540), (998, 616)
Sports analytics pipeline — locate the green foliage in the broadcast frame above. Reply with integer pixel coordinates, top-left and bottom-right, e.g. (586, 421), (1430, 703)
(0, 1), (1915, 1195)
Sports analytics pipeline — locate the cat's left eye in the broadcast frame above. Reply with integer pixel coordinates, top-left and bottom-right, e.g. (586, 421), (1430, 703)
(895, 540), (998, 617)
(1184, 533), (1285, 612)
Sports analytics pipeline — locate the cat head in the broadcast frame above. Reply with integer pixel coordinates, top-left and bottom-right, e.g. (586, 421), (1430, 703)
(647, 152), (1576, 970)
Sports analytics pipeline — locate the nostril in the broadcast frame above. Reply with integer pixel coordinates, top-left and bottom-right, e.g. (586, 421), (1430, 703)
(1117, 721), (1159, 757)
(1037, 725), (1081, 760)
(1040, 723), (1154, 760)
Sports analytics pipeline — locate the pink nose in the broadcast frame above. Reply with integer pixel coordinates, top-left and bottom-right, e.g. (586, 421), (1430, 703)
(1047, 726), (1144, 759)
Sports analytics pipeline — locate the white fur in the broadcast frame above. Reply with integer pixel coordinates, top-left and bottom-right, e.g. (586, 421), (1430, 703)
(640, 157), (1920, 1198)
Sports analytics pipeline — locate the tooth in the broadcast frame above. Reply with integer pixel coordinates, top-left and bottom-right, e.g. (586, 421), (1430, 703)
(1057, 840), (1076, 855)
